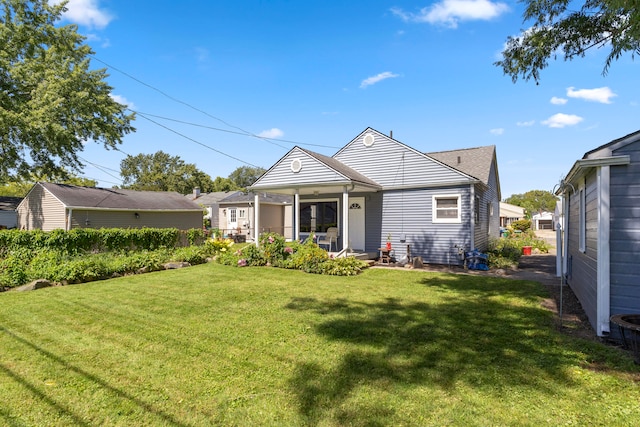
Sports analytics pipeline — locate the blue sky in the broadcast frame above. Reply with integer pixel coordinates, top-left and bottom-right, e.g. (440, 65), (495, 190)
(63, 0), (638, 198)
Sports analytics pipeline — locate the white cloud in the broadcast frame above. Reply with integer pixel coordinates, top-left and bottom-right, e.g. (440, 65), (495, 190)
(110, 94), (134, 109)
(566, 86), (617, 104)
(516, 120), (535, 127)
(550, 97), (568, 105)
(542, 113), (583, 128)
(258, 128), (284, 139)
(57, 0), (113, 29)
(360, 71), (399, 88)
(490, 128), (504, 135)
(391, 0), (509, 29)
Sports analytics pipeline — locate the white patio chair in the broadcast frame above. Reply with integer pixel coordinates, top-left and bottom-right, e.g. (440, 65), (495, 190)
(317, 227), (338, 251)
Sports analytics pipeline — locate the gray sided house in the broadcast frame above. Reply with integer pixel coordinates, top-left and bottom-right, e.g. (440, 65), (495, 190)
(250, 128), (501, 264)
(17, 182), (203, 231)
(557, 130), (640, 338)
(218, 192), (293, 241)
(0, 196), (22, 229)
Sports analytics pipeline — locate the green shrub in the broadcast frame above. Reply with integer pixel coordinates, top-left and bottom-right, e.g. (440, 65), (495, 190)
(321, 256), (368, 276)
(170, 246), (209, 265)
(259, 232), (288, 265)
(511, 219), (531, 232)
(0, 248), (33, 288)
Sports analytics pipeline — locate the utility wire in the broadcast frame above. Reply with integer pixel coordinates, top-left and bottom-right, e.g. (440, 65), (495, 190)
(131, 110), (340, 149)
(134, 111), (259, 167)
(78, 156), (123, 183)
(91, 55), (312, 150)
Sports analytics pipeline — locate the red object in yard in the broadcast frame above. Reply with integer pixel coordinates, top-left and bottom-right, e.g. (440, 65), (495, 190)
(386, 241), (392, 250)
(522, 246), (532, 256)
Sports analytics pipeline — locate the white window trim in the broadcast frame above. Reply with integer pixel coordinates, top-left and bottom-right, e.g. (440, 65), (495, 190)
(299, 198), (341, 232)
(432, 194), (462, 224)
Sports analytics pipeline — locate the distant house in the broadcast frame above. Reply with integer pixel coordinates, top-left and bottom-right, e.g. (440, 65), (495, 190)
(0, 196), (21, 229)
(499, 202), (525, 227)
(532, 211), (554, 230)
(556, 130), (640, 338)
(250, 127), (501, 264)
(17, 182), (203, 231)
(218, 192), (293, 241)
(185, 188), (236, 230)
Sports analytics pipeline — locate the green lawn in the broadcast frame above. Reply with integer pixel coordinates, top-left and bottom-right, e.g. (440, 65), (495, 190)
(1, 264), (638, 426)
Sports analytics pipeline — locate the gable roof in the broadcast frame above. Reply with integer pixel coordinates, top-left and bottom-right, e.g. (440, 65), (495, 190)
(298, 147), (380, 188)
(426, 145), (496, 186)
(34, 182), (202, 211)
(0, 196), (22, 211)
(187, 191), (238, 205)
(583, 129), (640, 159)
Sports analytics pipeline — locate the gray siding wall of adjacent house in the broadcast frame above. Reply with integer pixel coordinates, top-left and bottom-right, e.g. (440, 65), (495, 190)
(18, 186), (66, 231)
(609, 140), (640, 323)
(335, 133), (471, 188)
(474, 160), (501, 251)
(567, 170), (599, 332)
(70, 210), (202, 230)
(256, 149), (352, 187)
(381, 186), (471, 265)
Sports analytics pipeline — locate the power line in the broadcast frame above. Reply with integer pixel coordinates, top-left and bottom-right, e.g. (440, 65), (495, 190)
(135, 111), (260, 167)
(78, 156), (123, 183)
(131, 110), (340, 149)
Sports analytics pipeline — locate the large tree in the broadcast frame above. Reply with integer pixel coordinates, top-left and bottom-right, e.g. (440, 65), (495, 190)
(0, 0), (135, 183)
(120, 151), (215, 193)
(505, 190), (558, 218)
(496, 0), (640, 82)
(228, 166), (266, 190)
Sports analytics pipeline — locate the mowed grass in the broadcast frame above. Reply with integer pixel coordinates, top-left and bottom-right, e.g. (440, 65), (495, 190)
(1, 264), (639, 426)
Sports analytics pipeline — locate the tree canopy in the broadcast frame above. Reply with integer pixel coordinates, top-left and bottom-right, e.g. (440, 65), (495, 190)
(228, 166), (266, 190)
(0, 0), (135, 183)
(496, 0), (640, 82)
(0, 173), (96, 197)
(119, 151), (216, 193)
(505, 190), (558, 218)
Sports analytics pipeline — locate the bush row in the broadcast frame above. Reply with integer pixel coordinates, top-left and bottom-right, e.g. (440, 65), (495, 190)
(0, 228), (209, 256)
(216, 232), (368, 276)
(0, 239), (229, 289)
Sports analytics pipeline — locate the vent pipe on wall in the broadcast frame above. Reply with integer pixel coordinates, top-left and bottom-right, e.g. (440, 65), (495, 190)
(390, 130), (393, 139)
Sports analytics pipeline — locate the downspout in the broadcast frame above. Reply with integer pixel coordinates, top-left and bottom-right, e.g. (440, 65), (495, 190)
(67, 208), (73, 231)
(469, 185), (475, 250)
(596, 165), (611, 336)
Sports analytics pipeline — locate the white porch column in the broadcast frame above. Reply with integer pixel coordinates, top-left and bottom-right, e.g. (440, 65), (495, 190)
(596, 165), (611, 336)
(294, 190), (300, 241)
(342, 186), (349, 252)
(254, 193), (261, 247)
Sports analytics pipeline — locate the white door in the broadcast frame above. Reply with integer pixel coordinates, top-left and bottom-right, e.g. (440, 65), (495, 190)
(348, 197), (365, 251)
(227, 208), (238, 234)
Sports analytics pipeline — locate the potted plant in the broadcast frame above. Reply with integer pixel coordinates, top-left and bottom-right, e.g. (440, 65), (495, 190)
(386, 233), (392, 250)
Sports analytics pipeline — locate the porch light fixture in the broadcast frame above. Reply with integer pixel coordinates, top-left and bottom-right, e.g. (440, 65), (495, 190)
(134, 212), (139, 219)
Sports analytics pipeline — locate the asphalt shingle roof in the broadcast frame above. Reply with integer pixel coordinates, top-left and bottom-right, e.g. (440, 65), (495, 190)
(299, 147), (381, 188)
(427, 145), (496, 185)
(40, 182), (202, 210)
(0, 196), (22, 211)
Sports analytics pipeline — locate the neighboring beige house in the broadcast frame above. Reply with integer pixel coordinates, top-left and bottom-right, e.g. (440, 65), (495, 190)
(0, 196), (21, 229)
(218, 192), (293, 241)
(185, 188), (237, 229)
(499, 202), (525, 227)
(532, 211), (554, 230)
(17, 182), (203, 231)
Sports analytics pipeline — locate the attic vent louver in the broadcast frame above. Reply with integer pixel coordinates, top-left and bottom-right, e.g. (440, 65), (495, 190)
(363, 133), (375, 147)
(457, 156), (461, 164)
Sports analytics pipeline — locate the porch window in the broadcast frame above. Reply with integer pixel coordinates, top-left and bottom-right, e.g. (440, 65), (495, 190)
(300, 201), (338, 233)
(432, 195), (461, 223)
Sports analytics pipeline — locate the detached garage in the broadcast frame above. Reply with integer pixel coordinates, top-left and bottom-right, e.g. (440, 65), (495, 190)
(17, 182), (203, 231)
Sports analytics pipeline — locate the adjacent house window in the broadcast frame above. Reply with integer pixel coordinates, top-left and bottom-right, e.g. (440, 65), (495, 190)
(238, 209), (246, 219)
(432, 195), (461, 223)
(300, 201), (338, 232)
(579, 187), (586, 253)
(487, 202), (493, 234)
